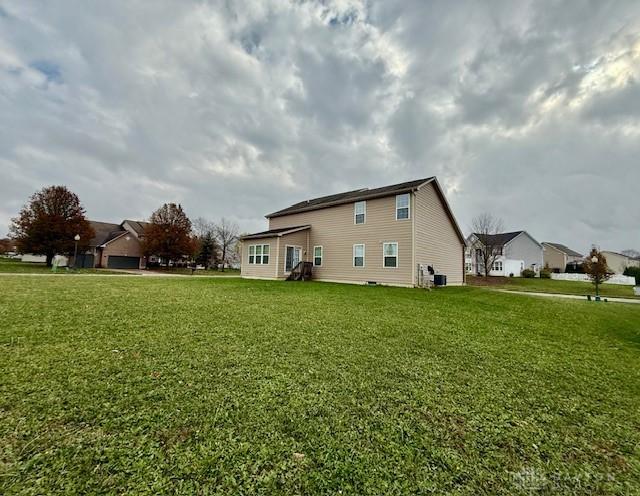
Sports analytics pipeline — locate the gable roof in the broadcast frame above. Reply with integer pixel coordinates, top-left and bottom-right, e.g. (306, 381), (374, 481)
(266, 177), (434, 218)
(123, 219), (151, 237)
(602, 250), (637, 259)
(89, 221), (124, 247)
(241, 225), (311, 240)
(542, 242), (583, 258)
(472, 231), (524, 246)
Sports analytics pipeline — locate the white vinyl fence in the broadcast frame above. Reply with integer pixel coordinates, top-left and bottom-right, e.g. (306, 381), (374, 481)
(551, 273), (636, 286)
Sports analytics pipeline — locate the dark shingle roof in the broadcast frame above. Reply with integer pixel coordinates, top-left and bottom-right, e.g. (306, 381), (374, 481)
(266, 177), (434, 218)
(241, 225), (311, 240)
(543, 242), (583, 258)
(89, 221), (125, 247)
(473, 231), (524, 246)
(123, 220), (151, 236)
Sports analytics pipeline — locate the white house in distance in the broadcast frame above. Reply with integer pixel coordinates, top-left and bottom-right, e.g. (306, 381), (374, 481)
(466, 231), (544, 276)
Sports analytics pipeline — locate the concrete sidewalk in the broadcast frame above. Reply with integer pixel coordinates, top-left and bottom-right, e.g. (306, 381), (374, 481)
(495, 289), (640, 305)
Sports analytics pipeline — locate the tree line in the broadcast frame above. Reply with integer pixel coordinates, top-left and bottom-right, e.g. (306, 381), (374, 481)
(6, 185), (239, 269)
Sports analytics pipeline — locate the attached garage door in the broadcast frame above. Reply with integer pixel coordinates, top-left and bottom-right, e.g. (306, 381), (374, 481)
(107, 256), (140, 269)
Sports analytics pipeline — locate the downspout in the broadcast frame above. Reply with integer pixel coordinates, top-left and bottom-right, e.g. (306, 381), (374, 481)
(275, 237), (281, 279)
(411, 192), (416, 287)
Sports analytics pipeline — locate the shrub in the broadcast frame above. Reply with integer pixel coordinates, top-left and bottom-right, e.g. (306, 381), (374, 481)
(521, 268), (536, 278)
(623, 266), (640, 285)
(540, 268), (551, 279)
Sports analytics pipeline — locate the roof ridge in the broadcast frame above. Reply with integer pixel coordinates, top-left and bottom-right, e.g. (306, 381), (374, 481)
(267, 177), (434, 218)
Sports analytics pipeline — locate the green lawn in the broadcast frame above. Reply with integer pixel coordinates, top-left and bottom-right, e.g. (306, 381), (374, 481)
(147, 267), (241, 276)
(1, 277), (639, 494)
(468, 275), (639, 299)
(0, 257), (122, 275)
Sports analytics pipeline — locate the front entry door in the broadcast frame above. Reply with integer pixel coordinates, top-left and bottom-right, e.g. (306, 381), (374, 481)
(285, 246), (301, 272)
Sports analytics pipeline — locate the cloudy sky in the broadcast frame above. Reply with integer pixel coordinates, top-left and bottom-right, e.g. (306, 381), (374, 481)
(1, 0), (639, 252)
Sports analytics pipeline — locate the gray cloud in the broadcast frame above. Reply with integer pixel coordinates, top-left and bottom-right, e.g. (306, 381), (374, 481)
(1, 0), (639, 252)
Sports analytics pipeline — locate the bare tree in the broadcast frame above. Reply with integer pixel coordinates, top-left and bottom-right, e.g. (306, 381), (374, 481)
(470, 213), (505, 278)
(214, 218), (239, 271)
(192, 217), (219, 269)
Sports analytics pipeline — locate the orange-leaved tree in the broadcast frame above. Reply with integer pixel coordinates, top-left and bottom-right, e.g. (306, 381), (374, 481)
(10, 186), (94, 266)
(142, 203), (196, 265)
(583, 247), (612, 291)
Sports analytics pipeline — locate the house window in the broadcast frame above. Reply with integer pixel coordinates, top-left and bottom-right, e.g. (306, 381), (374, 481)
(396, 193), (410, 220)
(492, 260), (503, 271)
(353, 244), (365, 267)
(465, 262), (472, 272)
(314, 246), (323, 267)
(354, 201), (366, 224)
(249, 244), (269, 264)
(383, 242), (398, 268)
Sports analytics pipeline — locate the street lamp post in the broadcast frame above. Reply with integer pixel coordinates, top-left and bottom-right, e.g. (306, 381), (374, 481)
(73, 234), (80, 269)
(591, 255), (599, 299)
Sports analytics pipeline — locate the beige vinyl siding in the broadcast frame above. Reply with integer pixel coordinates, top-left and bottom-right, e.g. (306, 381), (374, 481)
(602, 251), (640, 274)
(543, 244), (566, 271)
(276, 230), (310, 278)
(414, 182), (464, 285)
(240, 239), (277, 279)
(269, 195), (413, 285)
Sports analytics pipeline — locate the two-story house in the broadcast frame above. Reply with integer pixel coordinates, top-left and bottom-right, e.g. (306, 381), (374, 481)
(240, 177), (466, 287)
(465, 231), (543, 276)
(542, 242), (584, 272)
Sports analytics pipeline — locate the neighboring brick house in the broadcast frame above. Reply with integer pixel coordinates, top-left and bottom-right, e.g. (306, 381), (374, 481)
(75, 219), (150, 269)
(240, 177), (466, 287)
(542, 242), (583, 272)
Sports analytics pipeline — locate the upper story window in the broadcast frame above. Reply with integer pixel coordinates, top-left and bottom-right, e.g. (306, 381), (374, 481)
(353, 244), (365, 267)
(248, 244), (269, 264)
(354, 201), (366, 224)
(396, 193), (410, 220)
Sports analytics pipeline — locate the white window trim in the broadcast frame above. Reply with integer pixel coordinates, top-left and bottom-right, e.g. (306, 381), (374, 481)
(248, 244), (270, 265)
(382, 242), (398, 269)
(313, 245), (323, 267)
(284, 245), (302, 273)
(353, 243), (365, 268)
(354, 201), (366, 225)
(396, 193), (410, 220)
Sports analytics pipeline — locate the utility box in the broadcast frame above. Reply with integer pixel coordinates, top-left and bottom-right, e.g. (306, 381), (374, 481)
(434, 274), (447, 286)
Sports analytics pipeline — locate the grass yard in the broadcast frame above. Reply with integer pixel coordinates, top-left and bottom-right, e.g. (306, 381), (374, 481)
(1, 276), (639, 494)
(147, 267), (241, 276)
(0, 257), (122, 275)
(467, 275), (639, 299)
